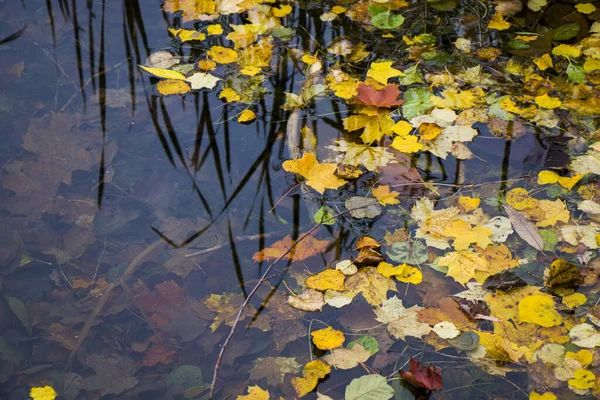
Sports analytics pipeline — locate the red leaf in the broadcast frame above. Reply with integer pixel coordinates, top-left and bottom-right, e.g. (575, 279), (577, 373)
(399, 357), (443, 391)
(356, 83), (404, 108)
(142, 345), (177, 367)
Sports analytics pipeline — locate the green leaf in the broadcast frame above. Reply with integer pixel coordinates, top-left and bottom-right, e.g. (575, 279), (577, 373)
(539, 229), (558, 252)
(553, 23), (581, 41)
(8, 297), (31, 333)
(428, 0), (457, 11)
(166, 365), (204, 389)
(345, 374), (394, 400)
(369, 6), (405, 29)
(402, 87), (432, 120)
(507, 41), (531, 50)
(348, 336), (379, 355)
(399, 65), (425, 85)
(567, 63), (586, 83)
(387, 241), (428, 264)
(272, 27), (296, 41)
(421, 52), (454, 68)
(314, 206), (336, 225)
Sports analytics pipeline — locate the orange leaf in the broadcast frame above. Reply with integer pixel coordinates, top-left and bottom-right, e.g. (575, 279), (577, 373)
(253, 234), (329, 262)
(356, 83), (404, 108)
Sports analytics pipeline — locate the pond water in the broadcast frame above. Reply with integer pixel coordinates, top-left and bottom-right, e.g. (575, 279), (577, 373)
(0, 0), (598, 399)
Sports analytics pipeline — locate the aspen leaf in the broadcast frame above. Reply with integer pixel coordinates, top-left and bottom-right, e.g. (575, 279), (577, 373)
(562, 293), (586, 309)
(366, 61), (405, 85)
(518, 295), (562, 327)
(207, 24), (223, 35)
(207, 46), (239, 63)
(311, 326), (345, 350)
(432, 321), (460, 339)
(376, 261), (406, 278)
(575, 3), (597, 14)
(139, 65), (187, 80)
(390, 135), (423, 153)
(169, 28), (206, 42)
(291, 360), (330, 398)
(488, 13), (511, 30)
(283, 153), (347, 194)
(322, 343), (371, 369)
(219, 88), (241, 102)
(306, 269), (346, 291)
(533, 54), (553, 71)
(457, 196), (480, 212)
(30, 386), (57, 400)
(568, 369), (596, 390)
(535, 94), (561, 109)
(238, 109), (256, 123)
(569, 323), (600, 348)
(272, 4), (293, 17)
(156, 79), (191, 95)
(375, 296), (432, 339)
(396, 265), (422, 284)
(552, 44), (581, 58)
(505, 188), (538, 210)
(391, 120), (413, 136)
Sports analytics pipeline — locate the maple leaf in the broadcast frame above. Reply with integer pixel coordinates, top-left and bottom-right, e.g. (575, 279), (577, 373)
(343, 107), (395, 144)
(252, 233), (329, 262)
(356, 83), (404, 108)
(345, 267), (396, 306)
(375, 296), (432, 340)
(372, 185), (400, 205)
(326, 140), (395, 171)
(399, 357), (443, 391)
(142, 345), (177, 367)
(437, 251), (489, 285)
(282, 153), (346, 194)
(366, 61), (405, 85)
(237, 385), (270, 400)
(250, 357), (301, 387)
(442, 220), (493, 250)
(163, 0), (216, 21)
(306, 269), (345, 291)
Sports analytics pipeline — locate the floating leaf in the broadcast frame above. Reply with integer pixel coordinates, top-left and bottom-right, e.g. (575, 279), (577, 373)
(253, 233), (329, 262)
(356, 83), (403, 108)
(306, 269), (346, 292)
(250, 357), (301, 387)
(518, 295), (562, 327)
(156, 79), (191, 95)
(237, 385), (270, 400)
(186, 72), (221, 90)
(399, 357), (443, 391)
(30, 386), (57, 400)
(288, 289), (325, 312)
(344, 374), (394, 400)
(323, 343), (372, 369)
(283, 153), (347, 194)
(291, 360), (330, 398)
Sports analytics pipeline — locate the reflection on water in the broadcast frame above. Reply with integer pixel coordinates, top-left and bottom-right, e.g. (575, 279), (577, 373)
(0, 1), (560, 399)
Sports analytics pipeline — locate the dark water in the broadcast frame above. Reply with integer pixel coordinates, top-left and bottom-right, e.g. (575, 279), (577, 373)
(0, 1), (560, 399)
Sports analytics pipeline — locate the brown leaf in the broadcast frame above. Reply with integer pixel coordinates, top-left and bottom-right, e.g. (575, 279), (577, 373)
(399, 357), (443, 391)
(253, 234), (329, 262)
(141, 345), (177, 367)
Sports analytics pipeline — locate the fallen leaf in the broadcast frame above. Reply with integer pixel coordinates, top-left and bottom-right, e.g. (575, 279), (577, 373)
(186, 72), (221, 89)
(311, 326), (345, 350)
(504, 205), (544, 251)
(372, 185), (400, 206)
(366, 61), (404, 85)
(237, 385), (270, 400)
(30, 386), (57, 400)
(375, 296), (432, 339)
(356, 83), (404, 108)
(518, 295), (562, 327)
(291, 360), (330, 398)
(288, 289), (325, 312)
(250, 357), (301, 386)
(400, 357), (443, 390)
(346, 267), (397, 306)
(283, 153), (347, 194)
(322, 343), (372, 369)
(253, 233), (329, 262)
(157, 79), (191, 95)
(139, 65), (186, 80)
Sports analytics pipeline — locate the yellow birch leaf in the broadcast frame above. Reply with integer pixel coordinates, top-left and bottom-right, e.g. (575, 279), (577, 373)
(562, 293), (586, 309)
(533, 54), (553, 71)
(237, 385), (270, 400)
(291, 360), (331, 398)
(537, 170), (560, 185)
(390, 135), (423, 153)
(139, 65), (186, 80)
(552, 44), (581, 58)
(30, 386), (57, 400)
(576, 3), (597, 14)
(220, 88), (241, 102)
(377, 262), (407, 278)
(241, 66), (262, 76)
(488, 13), (511, 30)
(311, 326), (345, 350)
(207, 24), (223, 35)
(272, 4), (293, 17)
(169, 28), (206, 42)
(530, 392), (557, 400)
(568, 369), (596, 390)
(536, 199), (570, 227)
(282, 153), (347, 194)
(391, 120), (413, 136)
(558, 174), (583, 190)
(437, 251), (489, 285)
(207, 46), (239, 63)
(566, 349), (593, 367)
(442, 220), (493, 250)
(372, 185), (400, 205)
(515, 35), (538, 42)
(366, 61), (405, 85)
(535, 94), (561, 109)
(518, 295), (562, 327)
(457, 196), (481, 212)
(506, 187), (538, 210)
(156, 79), (191, 95)
(238, 109), (256, 123)
(306, 269), (346, 291)
(396, 265), (422, 284)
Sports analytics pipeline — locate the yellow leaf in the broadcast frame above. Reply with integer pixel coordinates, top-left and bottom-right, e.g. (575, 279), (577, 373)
(241, 66), (262, 76)
(537, 171), (582, 190)
(576, 3), (597, 14)
(437, 251), (489, 285)
(238, 109), (256, 123)
(301, 53), (319, 65)
(163, 0), (216, 21)
(584, 58), (600, 73)
(372, 185), (400, 205)
(558, 174), (583, 190)
(291, 360), (331, 398)
(377, 261), (406, 278)
(139, 65), (186, 80)
(562, 293), (587, 309)
(282, 153), (347, 194)
(169, 28), (206, 42)
(536, 199), (570, 227)
(30, 386), (57, 400)
(207, 45), (239, 63)
(327, 78), (359, 100)
(343, 107), (395, 143)
(418, 123), (443, 141)
(252, 233), (329, 262)
(488, 13), (511, 30)
(390, 135), (423, 153)
(156, 79), (191, 95)
(501, 97), (537, 118)
(552, 44), (581, 58)
(535, 93), (561, 109)
(568, 369), (596, 390)
(306, 269), (346, 291)
(442, 220), (493, 250)
(197, 59), (217, 71)
(506, 187), (538, 210)
(220, 88), (241, 102)
(207, 24), (223, 35)
(332, 5), (347, 13)
(533, 54), (553, 71)
(457, 196), (480, 212)
(237, 385), (270, 400)
(366, 61), (405, 85)
(474, 244), (520, 282)
(311, 326), (345, 350)
(345, 267), (397, 306)
(431, 88), (478, 109)
(391, 120), (413, 136)
(566, 349), (593, 367)
(518, 295), (562, 327)
(272, 4), (293, 17)
(529, 392), (557, 400)
(396, 265), (422, 284)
